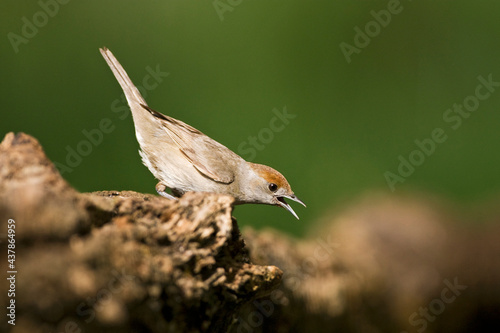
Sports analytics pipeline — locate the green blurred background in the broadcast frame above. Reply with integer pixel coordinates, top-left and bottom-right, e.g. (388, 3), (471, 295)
(1, 1), (499, 236)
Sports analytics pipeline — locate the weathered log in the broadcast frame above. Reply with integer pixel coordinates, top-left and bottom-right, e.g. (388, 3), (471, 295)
(0, 132), (282, 333)
(2, 132), (500, 333)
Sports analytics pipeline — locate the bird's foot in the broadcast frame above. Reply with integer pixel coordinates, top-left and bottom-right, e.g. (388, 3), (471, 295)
(155, 183), (177, 200)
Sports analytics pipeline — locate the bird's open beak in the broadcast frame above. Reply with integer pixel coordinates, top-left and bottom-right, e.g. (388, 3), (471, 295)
(276, 194), (306, 220)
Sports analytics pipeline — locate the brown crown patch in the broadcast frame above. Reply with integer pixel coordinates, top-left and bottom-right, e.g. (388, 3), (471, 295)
(249, 163), (292, 192)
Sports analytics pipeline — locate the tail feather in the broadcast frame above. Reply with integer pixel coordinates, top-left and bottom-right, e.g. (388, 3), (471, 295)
(99, 47), (147, 107)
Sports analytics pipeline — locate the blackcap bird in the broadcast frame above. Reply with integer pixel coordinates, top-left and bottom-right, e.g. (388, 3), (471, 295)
(100, 47), (305, 218)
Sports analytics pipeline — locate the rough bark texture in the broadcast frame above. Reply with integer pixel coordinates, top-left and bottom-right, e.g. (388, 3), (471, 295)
(237, 196), (500, 333)
(0, 132), (282, 333)
(1, 132), (499, 333)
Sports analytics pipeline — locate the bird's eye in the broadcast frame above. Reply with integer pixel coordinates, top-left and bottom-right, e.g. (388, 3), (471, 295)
(268, 183), (278, 192)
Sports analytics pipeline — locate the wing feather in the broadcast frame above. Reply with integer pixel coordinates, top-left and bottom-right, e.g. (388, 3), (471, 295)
(141, 105), (238, 184)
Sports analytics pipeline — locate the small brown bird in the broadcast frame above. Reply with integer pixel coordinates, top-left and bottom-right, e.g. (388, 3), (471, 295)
(100, 47), (305, 219)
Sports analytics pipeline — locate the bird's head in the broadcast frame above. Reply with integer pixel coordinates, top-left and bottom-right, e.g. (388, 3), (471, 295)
(245, 163), (306, 219)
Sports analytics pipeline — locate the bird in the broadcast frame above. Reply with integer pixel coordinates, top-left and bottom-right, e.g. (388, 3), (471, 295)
(99, 47), (305, 219)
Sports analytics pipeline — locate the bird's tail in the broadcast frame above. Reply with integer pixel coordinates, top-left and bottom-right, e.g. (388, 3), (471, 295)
(99, 47), (148, 109)
(100, 46), (164, 145)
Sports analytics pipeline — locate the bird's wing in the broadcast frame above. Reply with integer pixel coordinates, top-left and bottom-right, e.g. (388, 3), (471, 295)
(142, 105), (238, 184)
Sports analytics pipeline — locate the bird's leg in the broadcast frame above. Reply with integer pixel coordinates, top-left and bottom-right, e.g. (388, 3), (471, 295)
(155, 183), (177, 200)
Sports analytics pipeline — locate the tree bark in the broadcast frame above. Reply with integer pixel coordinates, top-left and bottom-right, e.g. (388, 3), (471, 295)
(0, 132), (282, 333)
(2, 132), (499, 333)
